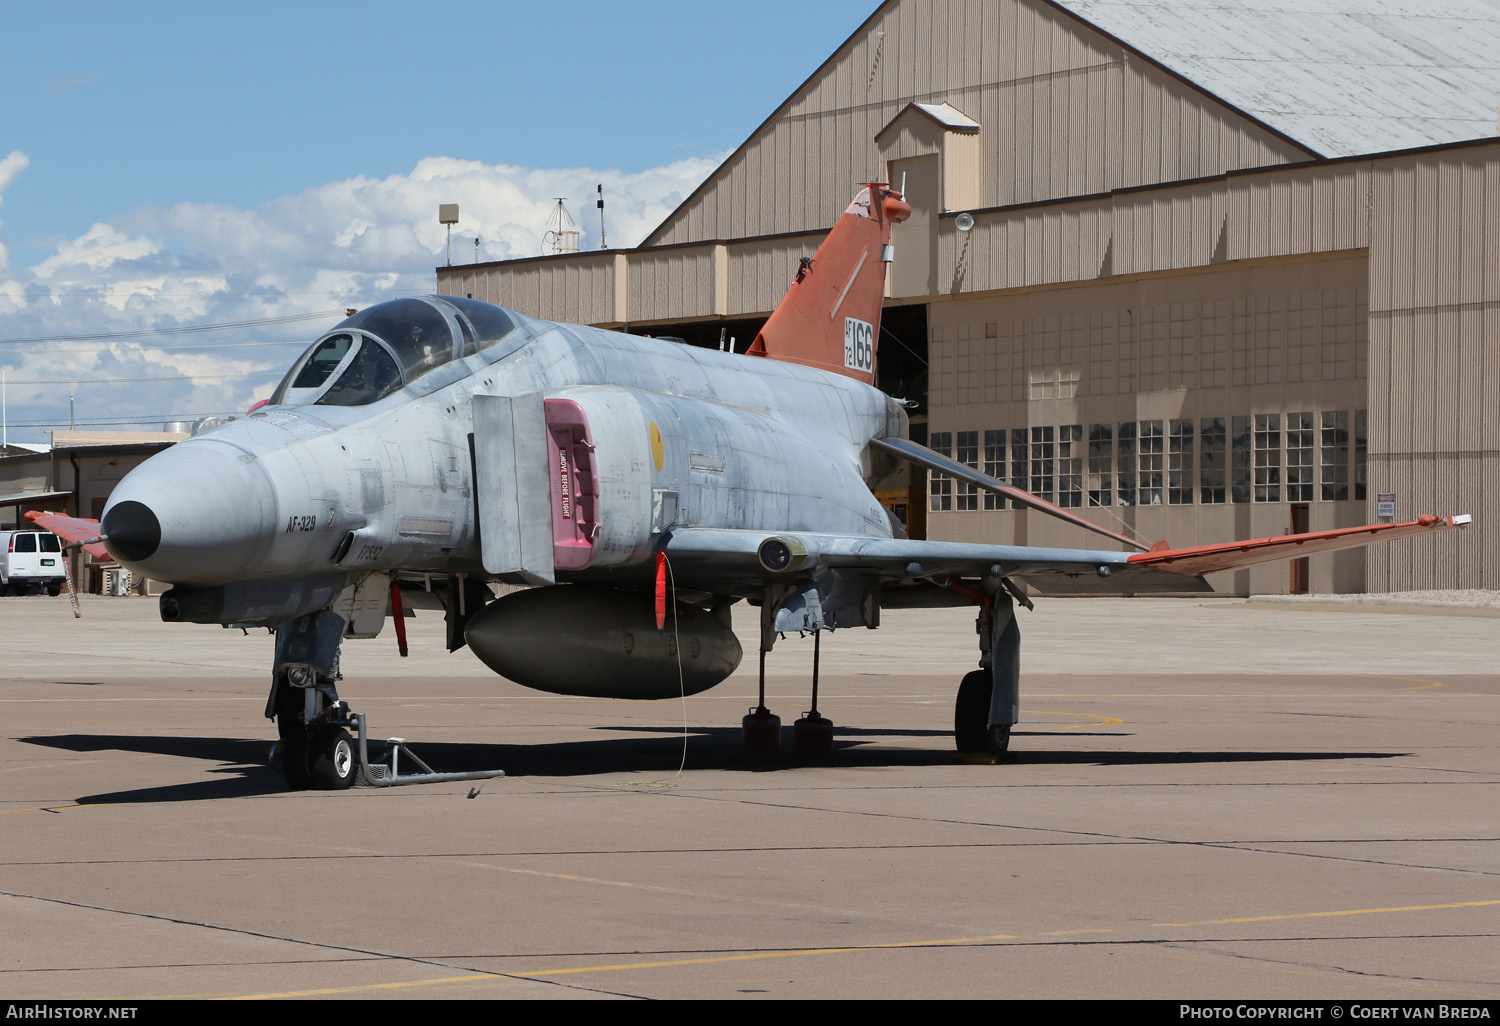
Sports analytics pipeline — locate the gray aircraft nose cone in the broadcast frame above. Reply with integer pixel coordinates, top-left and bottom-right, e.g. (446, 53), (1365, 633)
(103, 440), (277, 586)
(100, 500), (161, 563)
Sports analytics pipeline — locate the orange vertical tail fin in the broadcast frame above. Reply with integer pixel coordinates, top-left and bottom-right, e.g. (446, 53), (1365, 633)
(747, 184), (910, 382)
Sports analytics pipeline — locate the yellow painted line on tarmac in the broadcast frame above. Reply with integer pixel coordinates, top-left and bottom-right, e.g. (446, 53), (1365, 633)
(518, 933), (1020, 977)
(152, 897), (1500, 999)
(1043, 673), (1459, 700)
(1, 804), (84, 815)
(1040, 928), (1115, 936)
(220, 932), (1024, 999)
(1166, 898), (1500, 927)
(1027, 711), (1124, 732)
(1347, 673), (1446, 690)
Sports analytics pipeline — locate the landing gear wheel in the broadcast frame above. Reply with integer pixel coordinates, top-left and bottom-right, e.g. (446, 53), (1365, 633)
(955, 669), (1011, 757)
(274, 682), (313, 790)
(309, 726), (357, 790)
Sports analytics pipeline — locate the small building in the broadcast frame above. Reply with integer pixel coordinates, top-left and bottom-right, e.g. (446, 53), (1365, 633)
(0, 431), (186, 591)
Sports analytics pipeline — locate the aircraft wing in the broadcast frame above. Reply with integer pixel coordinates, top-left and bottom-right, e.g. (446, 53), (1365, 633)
(25, 511), (110, 560)
(869, 436), (1151, 552)
(662, 514), (1471, 597)
(661, 528), (1210, 595)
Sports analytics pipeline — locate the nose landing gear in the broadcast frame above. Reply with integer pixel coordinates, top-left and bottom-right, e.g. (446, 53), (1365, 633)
(267, 608), (503, 790)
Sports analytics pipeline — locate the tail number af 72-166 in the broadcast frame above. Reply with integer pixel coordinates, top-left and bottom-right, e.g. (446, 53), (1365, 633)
(844, 317), (874, 374)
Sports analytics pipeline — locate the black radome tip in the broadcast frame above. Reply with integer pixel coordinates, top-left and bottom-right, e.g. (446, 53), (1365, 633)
(102, 500), (161, 563)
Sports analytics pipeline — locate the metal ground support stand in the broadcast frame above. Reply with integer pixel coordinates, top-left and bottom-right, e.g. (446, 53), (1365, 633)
(743, 583), (787, 749)
(743, 647), (782, 748)
(793, 629), (834, 754)
(352, 712), (506, 787)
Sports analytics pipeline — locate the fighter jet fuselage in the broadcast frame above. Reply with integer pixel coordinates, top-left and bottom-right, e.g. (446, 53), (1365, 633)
(97, 297), (905, 705)
(106, 304), (899, 596)
(31, 184), (1465, 789)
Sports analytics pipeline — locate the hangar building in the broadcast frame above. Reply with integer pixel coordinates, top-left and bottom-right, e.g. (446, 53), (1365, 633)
(438, 0), (1500, 595)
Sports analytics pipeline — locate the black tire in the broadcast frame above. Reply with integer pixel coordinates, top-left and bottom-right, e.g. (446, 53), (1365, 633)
(309, 726), (358, 790)
(47, 584), (61, 597)
(274, 682), (313, 790)
(955, 669), (1011, 757)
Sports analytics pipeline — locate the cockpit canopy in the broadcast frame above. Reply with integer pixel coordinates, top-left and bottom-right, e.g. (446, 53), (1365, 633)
(268, 296), (516, 407)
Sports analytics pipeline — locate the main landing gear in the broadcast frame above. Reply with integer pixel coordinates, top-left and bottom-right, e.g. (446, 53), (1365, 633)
(953, 587), (1023, 760)
(266, 608), (505, 790)
(741, 580), (1024, 760)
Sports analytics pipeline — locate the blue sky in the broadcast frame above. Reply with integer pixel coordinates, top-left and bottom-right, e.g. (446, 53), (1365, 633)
(0, 0), (876, 441)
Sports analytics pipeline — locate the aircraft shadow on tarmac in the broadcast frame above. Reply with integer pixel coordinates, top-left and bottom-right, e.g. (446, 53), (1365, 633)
(20, 730), (1403, 806)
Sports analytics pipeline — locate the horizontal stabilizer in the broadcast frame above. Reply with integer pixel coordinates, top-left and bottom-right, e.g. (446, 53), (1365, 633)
(870, 436), (1151, 552)
(25, 510), (110, 560)
(1126, 514), (1472, 575)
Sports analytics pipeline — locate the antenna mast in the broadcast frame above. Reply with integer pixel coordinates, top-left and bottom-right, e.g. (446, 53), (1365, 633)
(543, 198), (580, 254)
(438, 204), (460, 266)
(597, 183), (608, 249)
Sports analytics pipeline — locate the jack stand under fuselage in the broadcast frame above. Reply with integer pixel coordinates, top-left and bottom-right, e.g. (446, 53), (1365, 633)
(793, 628), (834, 754)
(743, 646), (783, 748)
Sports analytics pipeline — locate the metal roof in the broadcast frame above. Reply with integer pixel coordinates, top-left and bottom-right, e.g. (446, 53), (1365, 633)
(913, 102), (982, 130)
(0, 491), (73, 509)
(1054, 0), (1500, 157)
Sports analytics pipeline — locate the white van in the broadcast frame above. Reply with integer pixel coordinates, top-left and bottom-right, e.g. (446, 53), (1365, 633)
(0, 530), (66, 596)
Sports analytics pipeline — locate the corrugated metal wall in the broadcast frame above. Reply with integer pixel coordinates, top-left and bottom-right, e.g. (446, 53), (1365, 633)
(1364, 145), (1499, 592)
(645, 0), (1310, 248)
(927, 254), (1371, 594)
(727, 233), (828, 314)
(926, 144), (1497, 592)
(938, 161), (1373, 295)
(438, 252), (618, 325)
(626, 248), (717, 324)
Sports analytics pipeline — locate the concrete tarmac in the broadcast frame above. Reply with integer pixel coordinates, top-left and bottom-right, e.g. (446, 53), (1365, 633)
(1, 593), (1497, 1000)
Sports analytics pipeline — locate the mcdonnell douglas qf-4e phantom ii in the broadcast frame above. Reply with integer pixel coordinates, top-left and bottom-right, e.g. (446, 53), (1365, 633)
(32, 184), (1471, 789)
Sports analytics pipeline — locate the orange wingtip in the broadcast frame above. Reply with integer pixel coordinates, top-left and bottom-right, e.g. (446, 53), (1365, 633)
(25, 510), (110, 560)
(1127, 514), (1470, 576)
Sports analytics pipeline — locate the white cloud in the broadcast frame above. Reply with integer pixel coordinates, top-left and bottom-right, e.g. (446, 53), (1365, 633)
(0, 150), (27, 198)
(0, 153), (720, 442)
(0, 150), (31, 270)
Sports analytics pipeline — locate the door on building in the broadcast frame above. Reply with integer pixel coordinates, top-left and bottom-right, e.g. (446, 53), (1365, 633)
(887, 154), (938, 298)
(1290, 504), (1310, 594)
